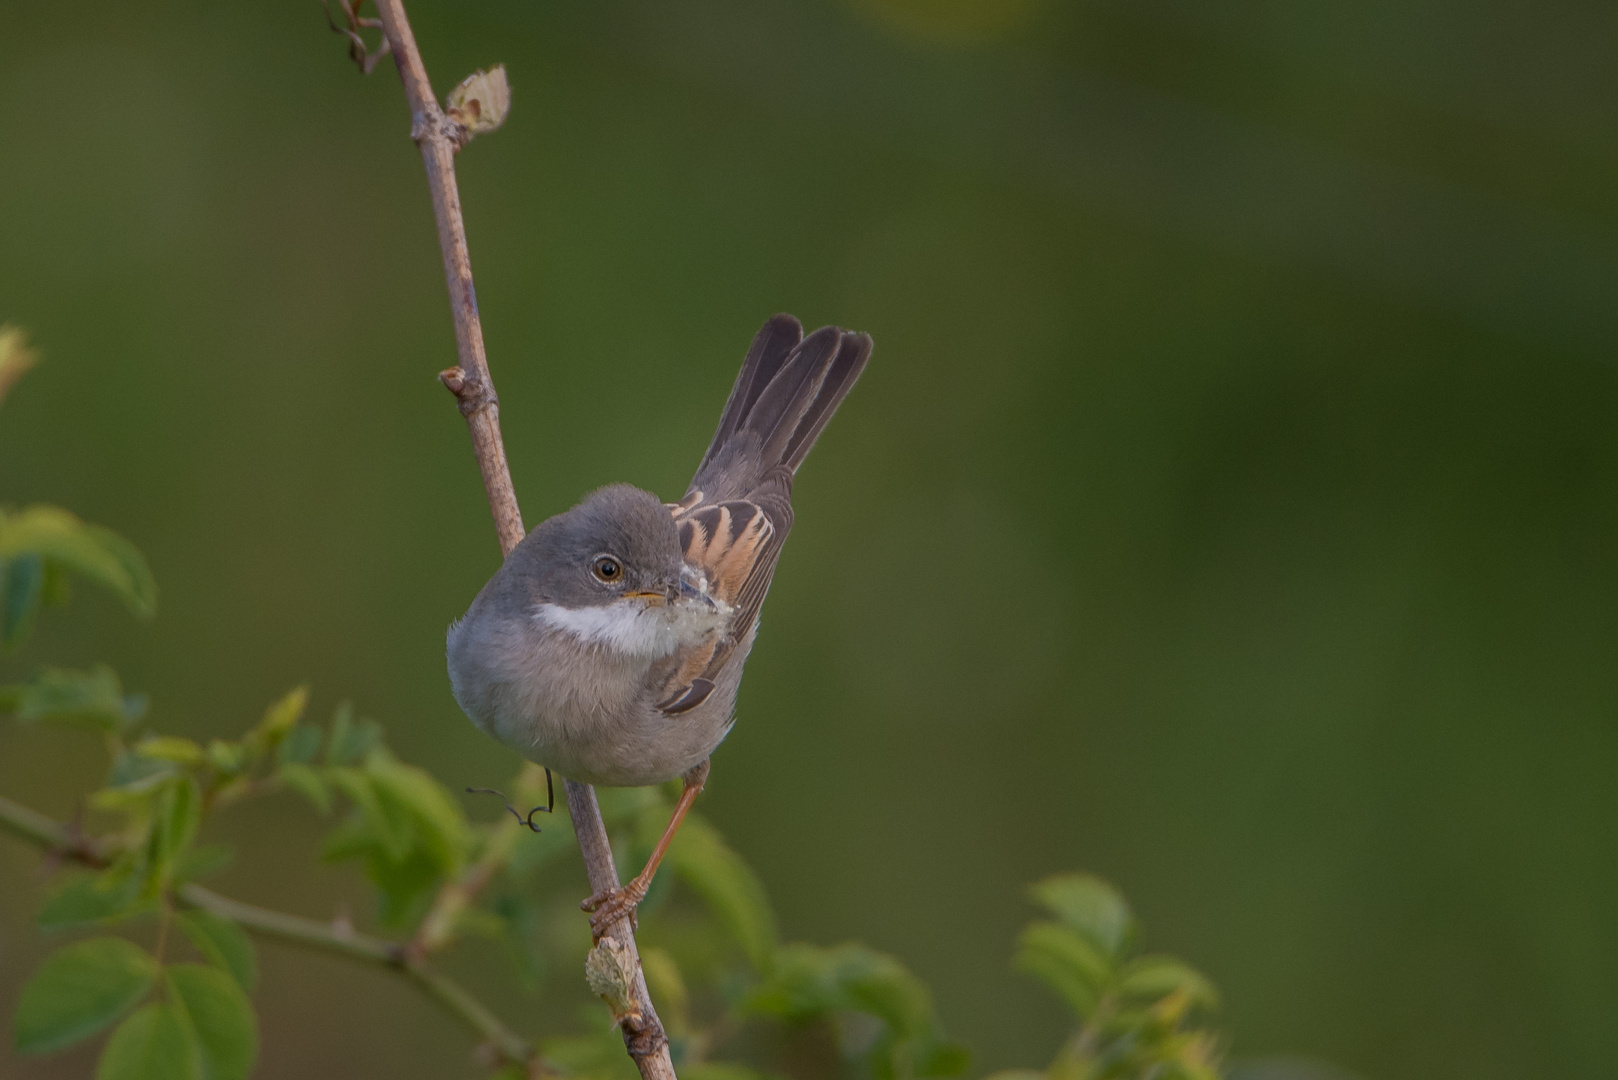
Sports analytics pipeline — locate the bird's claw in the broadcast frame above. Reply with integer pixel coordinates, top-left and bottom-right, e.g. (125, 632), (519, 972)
(582, 880), (647, 939)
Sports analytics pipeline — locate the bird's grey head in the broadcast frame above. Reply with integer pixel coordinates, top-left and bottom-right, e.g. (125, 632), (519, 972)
(518, 484), (689, 609)
(506, 485), (727, 659)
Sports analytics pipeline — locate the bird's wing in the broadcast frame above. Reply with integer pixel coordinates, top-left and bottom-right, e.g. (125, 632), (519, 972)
(656, 468), (794, 714)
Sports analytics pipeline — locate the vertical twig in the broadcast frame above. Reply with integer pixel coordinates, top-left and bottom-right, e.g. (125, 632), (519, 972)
(362, 3), (675, 1077)
(370, 0), (524, 555)
(566, 781), (672, 1067)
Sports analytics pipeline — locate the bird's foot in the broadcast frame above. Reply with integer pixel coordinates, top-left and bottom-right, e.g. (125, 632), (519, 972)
(582, 877), (649, 940)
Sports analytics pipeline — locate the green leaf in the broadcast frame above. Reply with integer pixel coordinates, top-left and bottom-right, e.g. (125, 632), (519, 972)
(150, 778), (202, 881)
(36, 870), (148, 930)
(326, 768), (410, 860)
(323, 701), (380, 765)
(318, 806), (443, 926)
(14, 937), (159, 1054)
(1029, 873), (1134, 959)
(175, 911), (257, 993)
(173, 844), (234, 884)
(1, 553), (45, 648)
(104, 748), (177, 794)
(0, 505), (156, 618)
(96, 1003), (200, 1080)
(747, 942), (844, 1020)
(749, 943), (929, 1033)
(252, 686), (307, 748)
(277, 762), (330, 814)
(365, 755), (469, 873)
(166, 964), (257, 1080)
(3, 665), (142, 731)
(205, 741), (244, 775)
(275, 723), (321, 764)
(364, 847), (445, 926)
(838, 949), (936, 1039)
(664, 812), (778, 970)
(1117, 955), (1219, 1011)
(1015, 921), (1113, 1017)
(748, 943), (954, 1079)
(136, 736), (204, 767)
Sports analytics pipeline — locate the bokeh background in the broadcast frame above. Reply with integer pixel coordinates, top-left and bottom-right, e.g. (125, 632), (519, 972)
(4, 1), (1618, 1077)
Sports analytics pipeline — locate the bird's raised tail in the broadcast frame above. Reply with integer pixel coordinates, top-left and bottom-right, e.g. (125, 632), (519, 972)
(691, 314), (872, 498)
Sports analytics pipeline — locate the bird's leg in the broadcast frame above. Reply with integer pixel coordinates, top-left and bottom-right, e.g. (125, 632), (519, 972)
(582, 759), (710, 939)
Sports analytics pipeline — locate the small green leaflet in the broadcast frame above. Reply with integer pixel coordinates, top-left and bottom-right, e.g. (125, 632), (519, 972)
(176, 910), (258, 993)
(14, 937), (158, 1055)
(96, 1003), (200, 1080)
(167, 964), (257, 1080)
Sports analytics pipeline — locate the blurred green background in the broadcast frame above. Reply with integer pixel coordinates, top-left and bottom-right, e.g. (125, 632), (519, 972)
(4, 0), (1617, 1077)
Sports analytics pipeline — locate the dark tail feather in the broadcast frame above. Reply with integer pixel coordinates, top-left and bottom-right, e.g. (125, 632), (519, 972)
(779, 330), (872, 472)
(742, 325), (843, 468)
(698, 314), (803, 476)
(693, 316), (872, 495)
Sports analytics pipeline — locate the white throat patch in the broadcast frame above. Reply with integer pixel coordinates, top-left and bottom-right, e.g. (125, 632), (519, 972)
(533, 597), (729, 657)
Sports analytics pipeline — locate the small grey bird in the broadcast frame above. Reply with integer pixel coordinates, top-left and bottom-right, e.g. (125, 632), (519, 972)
(447, 314), (871, 933)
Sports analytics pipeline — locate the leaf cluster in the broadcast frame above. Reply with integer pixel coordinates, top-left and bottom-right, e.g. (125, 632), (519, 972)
(2, 664), (287, 1077)
(994, 876), (1222, 1080)
(0, 504), (156, 649)
(14, 923), (257, 1080)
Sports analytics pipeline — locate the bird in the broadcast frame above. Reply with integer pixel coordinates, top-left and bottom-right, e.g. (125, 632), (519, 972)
(446, 314), (871, 935)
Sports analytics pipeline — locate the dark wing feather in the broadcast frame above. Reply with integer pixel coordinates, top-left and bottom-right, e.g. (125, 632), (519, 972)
(657, 678), (715, 715)
(673, 475), (791, 651)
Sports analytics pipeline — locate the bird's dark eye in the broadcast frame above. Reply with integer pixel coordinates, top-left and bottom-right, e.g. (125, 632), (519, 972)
(592, 556), (623, 583)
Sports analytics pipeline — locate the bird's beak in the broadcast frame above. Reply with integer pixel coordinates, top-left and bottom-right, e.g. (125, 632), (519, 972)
(675, 566), (717, 609)
(622, 590), (668, 607)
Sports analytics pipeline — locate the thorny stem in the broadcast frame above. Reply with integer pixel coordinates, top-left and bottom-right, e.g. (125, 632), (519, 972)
(0, 793), (543, 1071)
(362, 3), (675, 1077)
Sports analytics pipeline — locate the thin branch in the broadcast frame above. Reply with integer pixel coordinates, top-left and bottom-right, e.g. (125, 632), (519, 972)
(0, 793), (82, 851)
(369, 0), (523, 556)
(173, 884), (394, 966)
(181, 886), (537, 1068)
(566, 780), (672, 1065)
(0, 793), (542, 1073)
(360, 3), (675, 1077)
